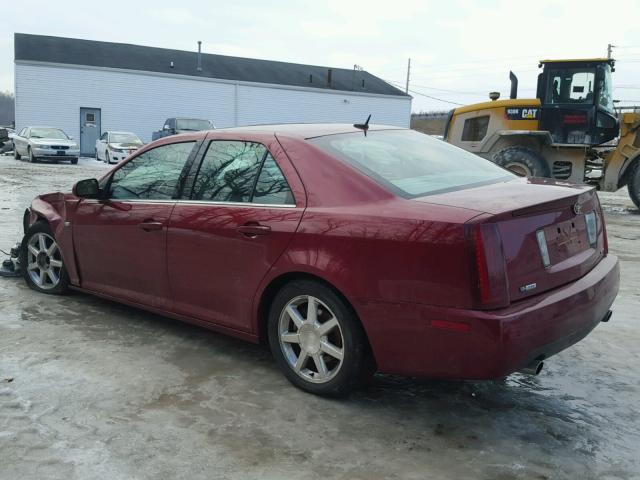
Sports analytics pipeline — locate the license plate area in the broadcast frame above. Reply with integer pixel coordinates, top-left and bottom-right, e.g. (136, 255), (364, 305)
(56, 150), (66, 156)
(543, 216), (588, 263)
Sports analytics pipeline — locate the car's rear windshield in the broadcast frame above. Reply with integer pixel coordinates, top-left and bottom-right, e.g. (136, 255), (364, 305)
(176, 119), (211, 131)
(30, 128), (69, 140)
(310, 129), (515, 198)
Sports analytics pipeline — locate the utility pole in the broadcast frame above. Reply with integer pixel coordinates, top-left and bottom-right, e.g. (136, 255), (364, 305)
(405, 58), (411, 94)
(607, 43), (615, 59)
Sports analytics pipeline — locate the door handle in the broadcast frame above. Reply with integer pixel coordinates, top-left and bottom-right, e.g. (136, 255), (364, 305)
(138, 221), (163, 231)
(237, 223), (271, 237)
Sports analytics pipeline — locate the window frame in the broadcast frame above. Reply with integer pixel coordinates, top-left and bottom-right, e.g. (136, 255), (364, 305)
(102, 140), (202, 202)
(180, 139), (296, 207)
(461, 115), (490, 142)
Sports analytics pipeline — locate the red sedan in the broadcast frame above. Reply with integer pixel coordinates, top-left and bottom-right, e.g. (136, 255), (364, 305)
(20, 124), (619, 396)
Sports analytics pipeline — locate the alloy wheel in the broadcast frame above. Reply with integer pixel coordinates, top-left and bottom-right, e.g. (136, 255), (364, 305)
(26, 233), (63, 290)
(278, 295), (344, 384)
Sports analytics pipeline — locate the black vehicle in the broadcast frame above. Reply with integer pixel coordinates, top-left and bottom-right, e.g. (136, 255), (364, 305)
(151, 118), (213, 141)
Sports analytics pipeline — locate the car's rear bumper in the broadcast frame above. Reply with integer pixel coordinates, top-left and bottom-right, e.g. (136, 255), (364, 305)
(360, 254), (620, 378)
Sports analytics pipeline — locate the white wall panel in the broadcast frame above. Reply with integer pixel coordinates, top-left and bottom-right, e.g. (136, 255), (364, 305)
(237, 84), (411, 127)
(15, 63), (411, 148)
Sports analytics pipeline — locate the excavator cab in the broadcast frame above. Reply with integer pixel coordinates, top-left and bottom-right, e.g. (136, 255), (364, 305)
(536, 59), (618, 145)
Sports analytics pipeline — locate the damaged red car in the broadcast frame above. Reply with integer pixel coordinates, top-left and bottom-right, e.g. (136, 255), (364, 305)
(20, 124), (619, 396)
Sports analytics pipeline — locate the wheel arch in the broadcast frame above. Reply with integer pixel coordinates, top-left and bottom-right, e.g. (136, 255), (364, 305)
(255, 270), (371, 351)
(483, 130), (552, 155)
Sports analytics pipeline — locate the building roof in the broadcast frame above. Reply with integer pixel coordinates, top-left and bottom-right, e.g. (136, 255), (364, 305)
(14, 33), (408, 97)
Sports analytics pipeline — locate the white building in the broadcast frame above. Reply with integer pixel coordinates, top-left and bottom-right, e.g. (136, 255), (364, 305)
(14, 33), (411, 156)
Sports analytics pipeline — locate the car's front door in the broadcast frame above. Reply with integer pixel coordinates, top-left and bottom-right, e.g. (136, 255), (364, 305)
(167, 137), (306, 332)
(72, 140), (198, 308)
(15, 128), (28, 155)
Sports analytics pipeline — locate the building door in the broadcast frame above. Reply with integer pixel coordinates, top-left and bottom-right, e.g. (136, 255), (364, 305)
(80, 107), (101, 156)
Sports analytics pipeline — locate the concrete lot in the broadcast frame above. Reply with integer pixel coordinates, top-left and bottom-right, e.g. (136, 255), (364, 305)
(0, 154), (638, 480)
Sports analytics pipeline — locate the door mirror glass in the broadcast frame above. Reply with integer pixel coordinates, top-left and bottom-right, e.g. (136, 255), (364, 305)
(73, 178), (100, 198)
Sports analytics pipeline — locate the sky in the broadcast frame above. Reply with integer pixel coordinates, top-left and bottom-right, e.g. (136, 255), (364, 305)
(2, 0), (640, 112)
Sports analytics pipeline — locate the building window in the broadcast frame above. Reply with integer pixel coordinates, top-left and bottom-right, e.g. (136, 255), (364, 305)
(461, 116), (490, 142)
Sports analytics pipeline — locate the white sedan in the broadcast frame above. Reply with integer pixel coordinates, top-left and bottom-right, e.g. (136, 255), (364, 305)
(95, 131), (144, 164)
(13, 126), (80, 164)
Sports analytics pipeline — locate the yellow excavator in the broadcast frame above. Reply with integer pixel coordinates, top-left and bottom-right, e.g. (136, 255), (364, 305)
(443, 58), (640, 208)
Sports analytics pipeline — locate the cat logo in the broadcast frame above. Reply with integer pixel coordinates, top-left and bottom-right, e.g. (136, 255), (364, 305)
(506, 107), (539, 120)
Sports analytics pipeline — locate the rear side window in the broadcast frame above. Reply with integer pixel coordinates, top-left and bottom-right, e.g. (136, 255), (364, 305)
(310, 129), (514, 198)
(109, 142), (195, 200)
(461, 116), (489, 141)
(253, 154), (295, 205)
(191, 141), (294, 205)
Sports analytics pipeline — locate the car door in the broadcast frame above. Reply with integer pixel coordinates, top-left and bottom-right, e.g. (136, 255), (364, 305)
(15, 128), (28, 155)
(97, 132), (108, 159)
(72, 139), (199, 309)
(167, 136), (306, 332)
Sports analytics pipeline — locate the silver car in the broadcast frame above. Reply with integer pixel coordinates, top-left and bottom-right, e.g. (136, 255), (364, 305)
(13, 126), (80, 164)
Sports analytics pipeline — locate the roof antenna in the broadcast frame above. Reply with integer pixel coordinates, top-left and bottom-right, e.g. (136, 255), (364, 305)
(354, 114), (371, 136)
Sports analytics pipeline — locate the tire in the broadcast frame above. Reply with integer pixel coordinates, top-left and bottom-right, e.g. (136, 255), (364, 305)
(627, 161), (640, 210)
(94, 148), (98, 160)
(28, 147), (35, 163)
(70, 157), (78, 165)
(20, 221), (70, 295)
(493, 146), (551, 178)
(105, 152), (110, 164)
(14, 147), (20, 160)
(267, 279), (371, 397)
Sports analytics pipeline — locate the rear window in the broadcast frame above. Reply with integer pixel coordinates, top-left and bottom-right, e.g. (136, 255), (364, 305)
(310, 129), (514, 198)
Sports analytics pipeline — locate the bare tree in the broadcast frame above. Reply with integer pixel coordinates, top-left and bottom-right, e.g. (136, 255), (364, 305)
(0, 91), (14, 126)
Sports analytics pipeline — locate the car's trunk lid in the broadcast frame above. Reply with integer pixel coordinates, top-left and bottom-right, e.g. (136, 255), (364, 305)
(416, 178), (606, 303)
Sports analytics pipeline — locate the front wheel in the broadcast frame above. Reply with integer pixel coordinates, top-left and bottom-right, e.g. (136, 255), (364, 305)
(70, 157), (78, 165)
(20, 222), (70, 294)
(628, 161), (640, 210)
(493, 146), (550, 178)
(267, 280), (371, 397)
(14, 147), (20, 160)
(27, 147), (35, 163)
(105, 152), (110, 164)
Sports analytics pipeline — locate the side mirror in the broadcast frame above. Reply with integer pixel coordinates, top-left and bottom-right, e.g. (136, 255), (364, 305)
(73, 178), (100, 198)
(163, 125), (170, 130)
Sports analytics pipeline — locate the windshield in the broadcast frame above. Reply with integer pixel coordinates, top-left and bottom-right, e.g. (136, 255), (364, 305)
(546, 67), (595, 105)
(110, 133), (143, 144)
(30, 128), (69, 140)
(597, 64), (614, 113)
(176, 119), (211, 131)
(310, 130), (515, 198)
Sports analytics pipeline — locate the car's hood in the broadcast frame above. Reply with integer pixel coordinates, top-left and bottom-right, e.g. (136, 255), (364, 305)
(109, 142), (142, 149)
(414, 177), (593, 216)
(31, 138), (77, 147)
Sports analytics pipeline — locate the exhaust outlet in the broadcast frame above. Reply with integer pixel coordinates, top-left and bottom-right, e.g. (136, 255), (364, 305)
(519, 360), (544, 376)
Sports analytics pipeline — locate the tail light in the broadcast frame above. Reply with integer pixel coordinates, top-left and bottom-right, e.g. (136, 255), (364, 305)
(596, 198), (608, 255)
(470, 223), (510, 309)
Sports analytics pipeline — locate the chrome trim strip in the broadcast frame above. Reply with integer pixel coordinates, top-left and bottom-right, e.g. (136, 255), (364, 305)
(80, 198), (297, 208)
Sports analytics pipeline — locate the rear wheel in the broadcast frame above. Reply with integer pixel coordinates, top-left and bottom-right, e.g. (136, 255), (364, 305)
(267, 280), (371, 397)
(21, 222), (69, 295)
(493, 146), (550, 178)
(627, 161), (640, 210)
